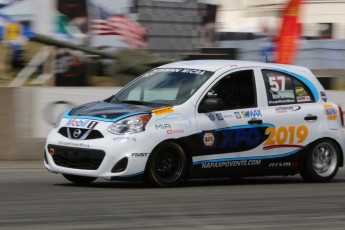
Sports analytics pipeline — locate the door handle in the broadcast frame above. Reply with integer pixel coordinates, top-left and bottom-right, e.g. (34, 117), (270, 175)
(304, 114), (318, 121)
(248, 118), (263, 125)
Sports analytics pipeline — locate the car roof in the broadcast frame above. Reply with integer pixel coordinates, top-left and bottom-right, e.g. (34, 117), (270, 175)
(159, 60), (312, 76)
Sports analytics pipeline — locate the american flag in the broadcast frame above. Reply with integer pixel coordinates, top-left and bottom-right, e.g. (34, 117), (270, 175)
(90, 3), (147, 49)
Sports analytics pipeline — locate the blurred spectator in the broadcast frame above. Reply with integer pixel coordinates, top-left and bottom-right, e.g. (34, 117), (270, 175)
(10, 44), (25, 69)
(200, 4), (218, 47)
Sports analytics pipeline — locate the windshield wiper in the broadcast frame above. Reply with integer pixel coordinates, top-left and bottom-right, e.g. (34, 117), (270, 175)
(120, 100), (153, 106)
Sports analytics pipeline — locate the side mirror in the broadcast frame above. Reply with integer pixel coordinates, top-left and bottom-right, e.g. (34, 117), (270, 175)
(198, 97), (224, 113)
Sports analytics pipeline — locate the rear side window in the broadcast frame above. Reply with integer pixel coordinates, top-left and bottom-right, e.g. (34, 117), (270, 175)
(262, 70), (315, 106)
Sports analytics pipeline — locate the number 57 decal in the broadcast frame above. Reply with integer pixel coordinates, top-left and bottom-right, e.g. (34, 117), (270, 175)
(263, 125), (308, 150)
(269, 76), (286, 92)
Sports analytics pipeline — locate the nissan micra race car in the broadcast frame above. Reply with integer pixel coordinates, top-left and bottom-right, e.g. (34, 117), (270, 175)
(45, 60), (345, 187)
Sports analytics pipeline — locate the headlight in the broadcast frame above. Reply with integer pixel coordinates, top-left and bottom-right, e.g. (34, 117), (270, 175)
(108, 114), (151, 134)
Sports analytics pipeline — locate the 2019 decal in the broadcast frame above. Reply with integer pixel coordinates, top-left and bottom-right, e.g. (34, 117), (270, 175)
(263, 125), (308, 150)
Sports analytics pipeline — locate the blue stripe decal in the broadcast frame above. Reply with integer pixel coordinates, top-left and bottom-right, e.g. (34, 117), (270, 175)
(214, 123), (275, 132)
(193, 149), (302, 166)
(119, 171), (144, 178)
(267, 68), (319, 102)
(63, 111), (149, 123)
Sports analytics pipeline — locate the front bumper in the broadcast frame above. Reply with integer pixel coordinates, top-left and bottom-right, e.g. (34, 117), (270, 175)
(44, 129), (158, 180)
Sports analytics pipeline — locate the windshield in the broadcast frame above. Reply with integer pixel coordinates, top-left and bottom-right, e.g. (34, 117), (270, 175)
(112, 68), (214, 106)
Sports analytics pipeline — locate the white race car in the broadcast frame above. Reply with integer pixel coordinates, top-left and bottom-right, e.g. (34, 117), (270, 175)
(44, 60), (345, 187)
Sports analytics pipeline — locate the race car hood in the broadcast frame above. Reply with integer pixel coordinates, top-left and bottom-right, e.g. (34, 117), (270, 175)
(67, 101), (157, 120)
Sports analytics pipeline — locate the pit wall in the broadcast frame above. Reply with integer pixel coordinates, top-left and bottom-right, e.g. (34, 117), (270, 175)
(0, 87), (120, 160)
(0, 87), (344, 160)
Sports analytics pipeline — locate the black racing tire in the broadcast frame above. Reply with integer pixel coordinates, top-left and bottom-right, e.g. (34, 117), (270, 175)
(300, 139), (340, 183)
(145, 142), (187, 187)
(62, 174), (97, 185)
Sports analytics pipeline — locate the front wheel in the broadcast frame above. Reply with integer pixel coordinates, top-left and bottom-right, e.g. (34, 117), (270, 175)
(62, 174), (96, 185)
(301, 140), (340, 183)
(145, 142), (187, 187)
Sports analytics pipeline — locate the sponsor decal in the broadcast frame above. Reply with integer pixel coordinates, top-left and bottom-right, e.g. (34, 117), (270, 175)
(58, 141), (90, 148)
(209, 114), (215, 121)
(131, 153), (149, 157)
(324, 104), (337, 120)
(202, 127), (264, 149)
(269, 99), (295, 105)
(152, 107), (174, 116)
(181, 69), (206, 75)
(295, 87), (307, 96)
(87, 121), (98, 129)
(65, 119), (98, 129)
(263, 125), (308, 149)
(143, 68), (183, 77)
(241, 110), (262, 118)
(219, 128), (261, 148)
(203, 132), (215, 147)
(155, 124), (172, 130)
(320, 91), (327, 102)
(201, 160), (261, 169)
(216, 113), (224, 120)
(208, 113), (224, 121)
(275, 105), (301, 113)
(167, 129), (184, 134)
(195, 125), (272, 153)
(269, 162), (298, 168)
(143, 68), (206, 77)
(296, 96), (311, 102)
(234, 112), (242, 119)
(223, 113), (234, 119)
(113, 136), (137, 143)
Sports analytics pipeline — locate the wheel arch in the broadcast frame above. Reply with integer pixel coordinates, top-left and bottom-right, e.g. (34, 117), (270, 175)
(304, 137), (343, 167)
(146, 138), (193, 178)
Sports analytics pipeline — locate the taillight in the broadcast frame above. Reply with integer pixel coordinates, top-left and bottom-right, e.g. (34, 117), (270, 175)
(338, 105), (344, 127)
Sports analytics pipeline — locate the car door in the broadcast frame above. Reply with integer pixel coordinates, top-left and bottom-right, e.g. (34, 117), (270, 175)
(193, 68), (270, 171)
(256, 68), (323, 168)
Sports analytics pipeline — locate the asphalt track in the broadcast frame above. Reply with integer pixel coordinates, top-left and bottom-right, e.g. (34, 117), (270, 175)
(0, 162), (345, 230)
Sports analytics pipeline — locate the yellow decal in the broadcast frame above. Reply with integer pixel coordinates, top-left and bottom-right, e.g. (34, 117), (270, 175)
(152, 107), (174, 116)
(264, 125), (308, 146)
(295, 87), (307, 96)
(203, 133), (215, 147)
(324, 104), (337, 121)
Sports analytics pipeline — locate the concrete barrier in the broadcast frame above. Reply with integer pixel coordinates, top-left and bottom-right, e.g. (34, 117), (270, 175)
(0, 87), (120, 160)
(0, 88), (16, 160)
(0, 87), (344, 160)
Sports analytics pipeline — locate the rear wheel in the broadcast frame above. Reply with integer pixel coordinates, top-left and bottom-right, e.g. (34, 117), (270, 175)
(301, 140), (339, 183)
(145, 142), (187, 187)
(62, 174), (96, 185)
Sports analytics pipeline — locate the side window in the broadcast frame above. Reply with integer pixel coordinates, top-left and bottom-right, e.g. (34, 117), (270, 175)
(262, 70), (315, 106)
(203, 70), (257, 111)
(293, 79), (314, 103)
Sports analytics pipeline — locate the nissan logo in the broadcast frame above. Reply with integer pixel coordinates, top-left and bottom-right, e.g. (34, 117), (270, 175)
(73, 129), (82, 138)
